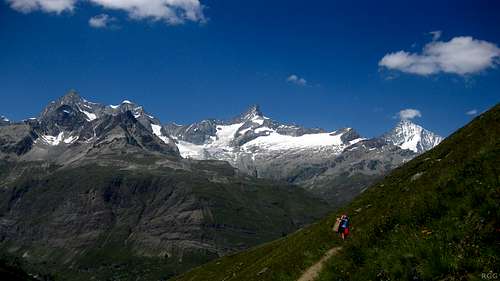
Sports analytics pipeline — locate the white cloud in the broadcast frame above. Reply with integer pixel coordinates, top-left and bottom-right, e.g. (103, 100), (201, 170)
(89, 14), (116, 28)
(7, 0), (76, 13)
(397, 109), (422, 120)
(429, 30), (442, 41)
(89, 0), (205, 24)
(379, 36), (500, 76)
(466, 109), (478, 116)
(287, 74), (307, 86)
(7, 0), (206, 24)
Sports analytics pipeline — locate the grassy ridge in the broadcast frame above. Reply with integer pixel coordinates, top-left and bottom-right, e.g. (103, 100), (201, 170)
(172, 103), (500, 281)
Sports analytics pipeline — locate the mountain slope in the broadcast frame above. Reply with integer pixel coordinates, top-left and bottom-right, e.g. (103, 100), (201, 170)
(172, 103), (500, 281)
(0, 156), (331, 281)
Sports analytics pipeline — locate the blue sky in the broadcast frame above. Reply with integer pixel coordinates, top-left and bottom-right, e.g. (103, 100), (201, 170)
(1, 0), (499, 137)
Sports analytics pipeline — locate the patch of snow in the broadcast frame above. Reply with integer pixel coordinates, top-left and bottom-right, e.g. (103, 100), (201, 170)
(238, 127), (253, 135)
(151, 124), (170, 144)
(251, 115), (265, 125)
(176, 140), (206, 159)
(349, 138), (365, 145)
(39, 132), (79, 146)
(62, 110), (70, 114)
(400, 135), (421, 152)
(396, 122), (423, 152)
(63, 135), (79, 144)
(254, 127), (274, 133)
(109, 104), (119, 109)
(242, 131), (345, 151)
(214, 123), (244, 146)
(175, 123), (243, 160)
(81, 110), (97, 121)
(122, 100), (133, 104)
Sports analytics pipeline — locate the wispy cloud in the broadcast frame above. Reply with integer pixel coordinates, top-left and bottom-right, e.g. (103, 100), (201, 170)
(7, 0), (206, 25)
(89, 0), (206, 24)
(465, 109), (478, 116)
(429, 30), (442, 41)
(7, 0), (76, 13)
(379, 35), (500, 76)
(89, 14), (117, 29)
(397, 109), (422, 120)
(286, 74), (307, 86)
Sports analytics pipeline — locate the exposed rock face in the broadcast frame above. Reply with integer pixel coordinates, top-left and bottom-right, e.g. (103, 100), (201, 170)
(0, 124), (37, 156)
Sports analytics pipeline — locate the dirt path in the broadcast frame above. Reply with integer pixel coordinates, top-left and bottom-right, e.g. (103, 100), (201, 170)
(296, 246), (342, 281)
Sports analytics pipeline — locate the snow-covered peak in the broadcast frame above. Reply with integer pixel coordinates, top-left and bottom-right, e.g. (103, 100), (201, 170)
(243, 105), (262, 117)
(383, 120), (443, 153)
(234, 105), (265, 123)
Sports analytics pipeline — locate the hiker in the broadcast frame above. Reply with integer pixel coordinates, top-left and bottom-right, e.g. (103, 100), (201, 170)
(337, 214), (350, 240)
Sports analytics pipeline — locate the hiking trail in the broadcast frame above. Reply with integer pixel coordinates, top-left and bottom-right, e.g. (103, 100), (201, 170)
(296, 246), (342, 281)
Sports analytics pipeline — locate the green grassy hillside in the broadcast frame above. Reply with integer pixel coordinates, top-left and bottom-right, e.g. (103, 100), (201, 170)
(172, 103), (500, 281)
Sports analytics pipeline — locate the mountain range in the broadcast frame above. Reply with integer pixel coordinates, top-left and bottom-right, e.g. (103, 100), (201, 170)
(1, 91), (442, 205)
(164, 104), (443, 205)
(0, 91), (444, 280)
(0, 91), (332, 280)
